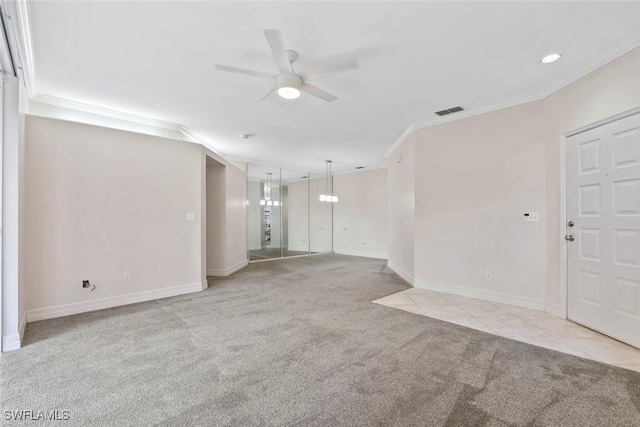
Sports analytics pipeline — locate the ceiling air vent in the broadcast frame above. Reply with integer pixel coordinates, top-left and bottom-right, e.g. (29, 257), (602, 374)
(435, 106), (464, 116)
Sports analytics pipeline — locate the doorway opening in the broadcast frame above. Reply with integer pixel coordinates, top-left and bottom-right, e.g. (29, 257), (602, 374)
(205, 156), (226, 276)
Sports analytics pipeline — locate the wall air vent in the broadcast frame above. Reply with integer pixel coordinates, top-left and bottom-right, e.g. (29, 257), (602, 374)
(435, 106), (464, 116)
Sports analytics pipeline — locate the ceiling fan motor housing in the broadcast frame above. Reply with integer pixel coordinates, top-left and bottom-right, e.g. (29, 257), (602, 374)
(278, 73), (302, 90)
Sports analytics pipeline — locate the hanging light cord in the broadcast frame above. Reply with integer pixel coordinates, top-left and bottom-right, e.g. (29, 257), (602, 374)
(328, 161), (333, 195)
(326, 160), (330, 196)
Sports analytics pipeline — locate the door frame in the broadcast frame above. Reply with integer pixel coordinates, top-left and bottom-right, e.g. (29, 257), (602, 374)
(560, 106), (640, 321)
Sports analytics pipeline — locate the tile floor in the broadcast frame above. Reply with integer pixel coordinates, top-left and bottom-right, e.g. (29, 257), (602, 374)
(373, 287), (640, 372)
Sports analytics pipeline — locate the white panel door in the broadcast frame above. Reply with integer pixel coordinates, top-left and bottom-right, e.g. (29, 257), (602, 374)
(567, 113), (640, 348)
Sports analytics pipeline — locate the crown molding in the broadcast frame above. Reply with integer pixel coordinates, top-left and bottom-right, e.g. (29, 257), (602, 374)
(385, 88), (546, 159)
(28, 92), (235, 167)
(178, 125), (224, 155)
(2, 0), (37, 97)
(539, 30), (640, 99)
(384, 31), (640, 159)
(31, 93), (182, 131)
(384, 124), (417, 159)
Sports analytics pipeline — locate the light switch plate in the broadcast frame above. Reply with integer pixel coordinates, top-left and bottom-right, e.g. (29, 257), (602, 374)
(186, 212), (196, 221)
(523, 212), (540, 222)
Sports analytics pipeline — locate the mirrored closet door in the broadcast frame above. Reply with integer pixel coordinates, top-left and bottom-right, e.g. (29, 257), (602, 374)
(247, 164), (332, 261)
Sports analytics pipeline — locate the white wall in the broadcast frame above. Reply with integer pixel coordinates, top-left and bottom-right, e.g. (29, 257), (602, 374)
(287, 179), (309, 252)
(206, 163), (226, 273)
(18, 75), (27, 346)
(287, 171), (390, 258)
(309, 176), (333, 252)
(223, 161), (248, 269)
(413, 101), (547, 308)
(2, 74), (27, 351)
(333, 168), (388, 259)
(24, 116), (206, 321)
(387, 47), (640, 313)
(281, 176), (334, 253)
(387, 134), (415, 283)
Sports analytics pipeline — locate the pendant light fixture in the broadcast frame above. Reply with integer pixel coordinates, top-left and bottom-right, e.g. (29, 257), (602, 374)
(260, 172), (280, 206)
(319, 160), (338, 203)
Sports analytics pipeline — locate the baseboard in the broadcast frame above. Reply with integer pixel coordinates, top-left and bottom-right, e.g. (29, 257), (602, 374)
(414, 279), (545, 311)
(1, 311), (27, 352)
(25, 280), (207, 322)
(387, 261), (414, 285)
(544, 302), (565, 319)
(207, 259), (248, 277)
(310, 248), (332, 253)
(2, 333), (21, 352)
(334, 249), (388, 260)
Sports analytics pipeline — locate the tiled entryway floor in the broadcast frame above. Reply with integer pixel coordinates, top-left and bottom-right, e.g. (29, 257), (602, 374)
(373, 287), (640, 372)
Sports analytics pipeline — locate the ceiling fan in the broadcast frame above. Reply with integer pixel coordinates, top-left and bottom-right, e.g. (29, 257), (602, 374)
(215, 29), (359, 102)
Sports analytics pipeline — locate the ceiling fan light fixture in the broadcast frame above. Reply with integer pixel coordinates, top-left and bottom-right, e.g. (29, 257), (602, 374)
(277, 86), (301, 99)
(277, 74), (302, 99)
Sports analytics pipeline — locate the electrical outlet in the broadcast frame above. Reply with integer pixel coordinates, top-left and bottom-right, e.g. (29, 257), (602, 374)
(485, 271), (492, 281)
(124, 273), (131, 283)
(186, 212), (196, 221)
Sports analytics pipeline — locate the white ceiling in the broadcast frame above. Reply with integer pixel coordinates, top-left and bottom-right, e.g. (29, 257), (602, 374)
(28, 1), (640, 173)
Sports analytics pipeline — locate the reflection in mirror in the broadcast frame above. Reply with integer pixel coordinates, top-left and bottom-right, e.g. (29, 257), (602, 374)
(247, 165), (281, 260)
(309, 172), (333, 253)
(283, 169), (310, 257)
(247, 164), (332, 261)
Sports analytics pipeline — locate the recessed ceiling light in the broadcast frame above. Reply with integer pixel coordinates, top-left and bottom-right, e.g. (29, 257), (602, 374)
(541, 53), (561, 64)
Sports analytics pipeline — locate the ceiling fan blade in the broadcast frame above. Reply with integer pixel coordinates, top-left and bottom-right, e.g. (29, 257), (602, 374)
(262, 87), (277, 101)
(299, 59), (359, 81)
(215, 64), (277, 79)
(263, 29), (292, 74)
(300, 82), (338, 102)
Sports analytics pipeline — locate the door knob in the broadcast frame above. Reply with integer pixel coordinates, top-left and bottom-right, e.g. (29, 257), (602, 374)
(565, 235), (575, 242)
